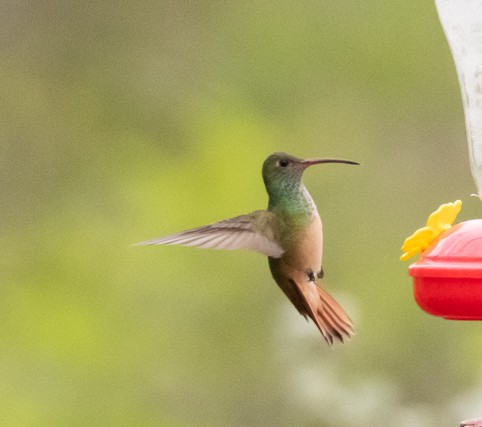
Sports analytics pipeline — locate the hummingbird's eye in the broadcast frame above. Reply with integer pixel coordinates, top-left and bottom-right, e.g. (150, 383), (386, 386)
(279, 159), (290, 167)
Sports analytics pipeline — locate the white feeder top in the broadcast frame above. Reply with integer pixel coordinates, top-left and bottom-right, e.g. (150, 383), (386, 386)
(436, 0), (482, 197)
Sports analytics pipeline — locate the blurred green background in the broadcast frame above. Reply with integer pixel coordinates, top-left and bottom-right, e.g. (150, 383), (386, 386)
(2, 1), (482, 426)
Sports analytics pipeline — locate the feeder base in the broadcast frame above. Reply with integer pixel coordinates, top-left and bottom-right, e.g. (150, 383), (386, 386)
(413, 276), (482, 320)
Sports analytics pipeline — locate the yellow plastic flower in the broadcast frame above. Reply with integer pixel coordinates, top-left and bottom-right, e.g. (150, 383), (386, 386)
(400, 200), (462, 261)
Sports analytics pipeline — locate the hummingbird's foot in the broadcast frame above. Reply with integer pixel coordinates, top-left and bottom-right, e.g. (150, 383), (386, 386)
(317, 268), (324, 279)
(307, 271), (316, 282)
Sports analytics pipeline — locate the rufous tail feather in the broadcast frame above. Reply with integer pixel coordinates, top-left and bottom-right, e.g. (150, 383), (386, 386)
(286, 279), (354, 345)
(313, 286), (354, 345)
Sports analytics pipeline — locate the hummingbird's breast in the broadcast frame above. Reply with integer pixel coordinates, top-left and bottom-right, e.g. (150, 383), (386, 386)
(274, 208), (323, 281)
(268, 183), (324, 281)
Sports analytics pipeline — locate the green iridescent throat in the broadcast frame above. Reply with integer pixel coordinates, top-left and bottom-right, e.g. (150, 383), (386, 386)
(267, 179), (316, 219)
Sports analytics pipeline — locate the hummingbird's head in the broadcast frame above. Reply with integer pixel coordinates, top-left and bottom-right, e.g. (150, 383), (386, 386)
(262, 152), (305, 188)
(262, 152), (359, 202)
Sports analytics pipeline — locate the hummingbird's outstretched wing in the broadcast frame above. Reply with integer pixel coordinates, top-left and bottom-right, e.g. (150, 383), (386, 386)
(135, 210), (284, 258)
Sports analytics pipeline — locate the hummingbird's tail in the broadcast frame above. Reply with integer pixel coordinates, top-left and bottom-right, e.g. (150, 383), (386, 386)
(312, 286), (354, 345)
(285, 278), (354, 345)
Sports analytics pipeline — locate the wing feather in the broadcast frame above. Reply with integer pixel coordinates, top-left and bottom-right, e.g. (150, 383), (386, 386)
(135, 211), (284, 258)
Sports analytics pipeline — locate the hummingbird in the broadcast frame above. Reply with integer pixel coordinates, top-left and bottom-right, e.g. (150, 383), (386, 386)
(137, 152), (358, 345)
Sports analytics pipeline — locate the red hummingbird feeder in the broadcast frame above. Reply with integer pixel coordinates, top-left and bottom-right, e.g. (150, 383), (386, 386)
(399, 1), (482, 424)
(409, 220), (482, 320)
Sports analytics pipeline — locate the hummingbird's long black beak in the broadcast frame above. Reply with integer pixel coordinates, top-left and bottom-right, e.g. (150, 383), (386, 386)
(300, 158), (360, 167)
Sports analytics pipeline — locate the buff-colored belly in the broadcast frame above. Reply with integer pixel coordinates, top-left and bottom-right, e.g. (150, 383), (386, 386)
(281, 213), (323, 279)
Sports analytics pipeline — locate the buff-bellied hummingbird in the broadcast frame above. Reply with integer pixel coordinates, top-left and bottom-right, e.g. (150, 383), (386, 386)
(136, 152), (359, 345)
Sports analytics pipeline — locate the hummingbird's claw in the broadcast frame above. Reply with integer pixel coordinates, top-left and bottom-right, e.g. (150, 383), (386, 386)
(307, 271), (316, 282)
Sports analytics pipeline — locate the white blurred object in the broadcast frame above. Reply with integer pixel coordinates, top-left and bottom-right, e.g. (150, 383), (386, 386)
(436, 0), (482, 197)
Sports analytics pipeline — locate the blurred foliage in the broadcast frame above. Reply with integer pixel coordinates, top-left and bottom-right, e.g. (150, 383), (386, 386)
(2, 1), (482, 426)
